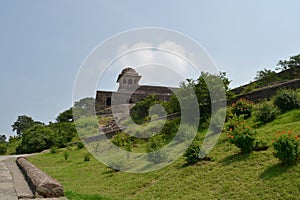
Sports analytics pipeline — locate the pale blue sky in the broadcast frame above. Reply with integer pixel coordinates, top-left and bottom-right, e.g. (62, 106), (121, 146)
(1, 0), (300, 137)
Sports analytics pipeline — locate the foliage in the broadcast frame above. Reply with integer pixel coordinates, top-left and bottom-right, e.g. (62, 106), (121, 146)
(255, 101), (279, 124)
(146, 136), (167, 163)
(77, 142), (85, 149)
(84, 153), (90, 161)
(254, 68), (278, 84)
(183, 138), (202, 165)
(11, 115), (40, 136)
(49, 122), (77, 147)
(111, 132), (132, 152)
(16, 124), (54, 154)
(50, 146), (58, 154)
(231, 98), (254, 119)
(274, 89), (300, 113)
(226, 116), (256, 154)
(73, 97), (96, 119)
(0, 135), (7, 154)
(56, 108), (73, 123)
(130, 95), (161, 123)
(64, 150), (70, 160)
(277, 54), (300, 71)
(273, 130), (299, 165)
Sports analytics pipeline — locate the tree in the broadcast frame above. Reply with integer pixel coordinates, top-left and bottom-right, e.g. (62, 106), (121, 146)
(73, 97), (96, 119)
(11, 115), (35, 136)
(0, 135), (6, 143)
(16, 124), (54, 154)
(0, 135), (7, 155)
(56, 108), (73, 123)
(255, 68), (277, 84)
(277, 54), (300, 71)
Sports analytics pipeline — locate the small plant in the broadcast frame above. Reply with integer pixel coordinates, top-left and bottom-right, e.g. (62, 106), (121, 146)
(274, 89), (300, 113)
(226, 116), (256, 154)
(63, 150), (70, 160)
(50, 146), (58, 154)
(84, 153), (90, 161)
(273, 130), (300, 165)
(183, 139), (202, 164)
(255, 101), (279, 124)
(77, 142), (85, 149)
(146, 136), (167, 163)
(231, 98), (254, 119)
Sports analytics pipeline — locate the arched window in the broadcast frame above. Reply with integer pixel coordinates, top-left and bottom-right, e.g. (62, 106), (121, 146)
(128, 79), (133, 85)
(134, 79), (138, 85)
(123, 78), (127, 84)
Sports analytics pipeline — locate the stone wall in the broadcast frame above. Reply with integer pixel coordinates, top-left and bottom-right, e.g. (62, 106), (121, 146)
(231, 78), (300, 103)
(96, 85), (177, 112)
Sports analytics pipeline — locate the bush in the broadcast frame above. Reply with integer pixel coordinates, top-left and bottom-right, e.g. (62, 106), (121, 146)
(16, 125), (54, 154)
(146, 136), (167, 163)
(231, 98), (254, 119)
(0, 142), (7, 155)
(255, 101), (279, 124)
(84, 153), (90, 161)
(273, 131), (299, 165)
(50, 146), (58, 154)
(183, 139), (202, 164)
(274, 89), (300, 112)
(226, 116), (256, 154)
(63, 150), (70, 160)
(77, 142), (85, 149)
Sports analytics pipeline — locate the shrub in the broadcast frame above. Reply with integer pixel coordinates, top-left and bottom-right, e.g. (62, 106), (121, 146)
(50, 146), (58, 154)
(63, 150), (70, 160)
(274, 89), (300, 113)
(231, 98), (254, 119)
(0, 142), (7, 155)
(146, 136), (167, 163)
(255, 101), (279, 124)
(226, 116), (256, 154)
(84, 153), (90, 161)
(77, 142), (85, 149)
(273, 131), (299, 165)
(183, 139), (202, 164)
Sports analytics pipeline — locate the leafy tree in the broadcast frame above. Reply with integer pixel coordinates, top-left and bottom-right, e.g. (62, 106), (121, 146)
(16, 124), (54, 154)
(0, 135), (6, 143)
(0, 135), (7, 155)
(56, 108), (73, 123)
(11, 115), (43, 136)
(277, 54), (300, 70)
(11, 115), (35, 136)
(48, 122), (77, 147)
(130, 95), (161, 123)
(73, 97), (96, 119)
(169, 71), (230, 127)
(255, 68), (278, 84)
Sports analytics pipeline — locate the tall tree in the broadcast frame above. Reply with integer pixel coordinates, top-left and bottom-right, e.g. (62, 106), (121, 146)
(11, 115), (35, 136)
(0, 135), (7, 155)
(255, 68), (278, 84)
(277, 54), (300, 70)
(56, 108), (73, 123)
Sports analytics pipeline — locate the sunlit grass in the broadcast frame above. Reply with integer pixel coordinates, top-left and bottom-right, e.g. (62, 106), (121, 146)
(28, 109), (300, 200)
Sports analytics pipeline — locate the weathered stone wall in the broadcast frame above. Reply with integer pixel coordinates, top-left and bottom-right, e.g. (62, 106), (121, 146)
(16, 157), (64, 198)
(96, 85), (177, 112)
(231, 78), (300, 103)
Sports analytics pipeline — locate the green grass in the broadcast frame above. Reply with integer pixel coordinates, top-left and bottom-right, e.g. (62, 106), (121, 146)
(27, 109), (300, 200)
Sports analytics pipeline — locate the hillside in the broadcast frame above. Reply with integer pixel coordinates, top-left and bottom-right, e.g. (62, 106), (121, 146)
(27, 107), (300, 200)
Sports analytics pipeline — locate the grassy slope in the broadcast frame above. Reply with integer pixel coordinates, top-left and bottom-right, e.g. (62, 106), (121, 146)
(28, 110), (300, 200)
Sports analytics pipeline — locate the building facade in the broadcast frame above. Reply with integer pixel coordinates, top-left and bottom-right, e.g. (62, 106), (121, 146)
(95, 68), (177, 113)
